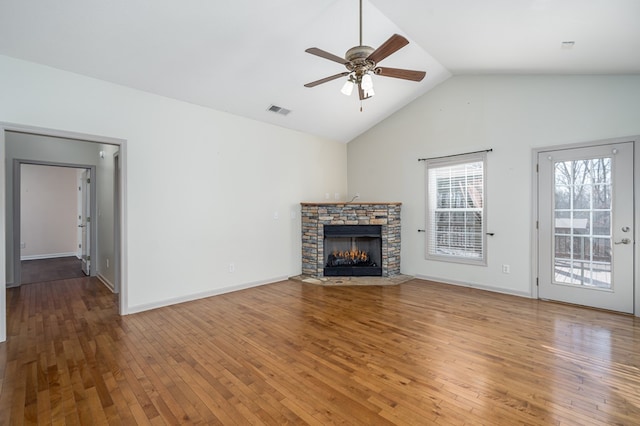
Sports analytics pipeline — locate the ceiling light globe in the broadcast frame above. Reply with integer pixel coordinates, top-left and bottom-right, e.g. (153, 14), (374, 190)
(361, 74), (373, 90)
(341, 80), (355, 96)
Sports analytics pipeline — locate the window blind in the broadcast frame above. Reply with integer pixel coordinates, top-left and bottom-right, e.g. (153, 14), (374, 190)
(426, 154), (486, 264)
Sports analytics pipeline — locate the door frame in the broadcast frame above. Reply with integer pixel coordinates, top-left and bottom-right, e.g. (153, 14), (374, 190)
(113, 151), (121, 294)
(531, 135), (640, 316)
(13, 160), (97, 285)
(79, 167), (92, 276)
(0, 122), (128, 343)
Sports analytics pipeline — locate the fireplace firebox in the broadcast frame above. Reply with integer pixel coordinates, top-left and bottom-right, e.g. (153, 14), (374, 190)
(323, 225), (382, 276)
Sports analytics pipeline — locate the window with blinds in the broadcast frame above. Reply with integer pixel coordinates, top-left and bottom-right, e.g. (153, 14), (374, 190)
(425, 153), (486, 264)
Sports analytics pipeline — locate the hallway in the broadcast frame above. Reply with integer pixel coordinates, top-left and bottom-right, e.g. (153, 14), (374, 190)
(20, 256), (86, 285)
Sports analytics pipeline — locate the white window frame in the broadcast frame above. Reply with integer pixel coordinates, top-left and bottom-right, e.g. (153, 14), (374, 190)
(425, 152), (487, 265)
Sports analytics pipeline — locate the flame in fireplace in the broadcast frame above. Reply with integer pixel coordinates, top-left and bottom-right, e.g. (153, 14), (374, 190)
(326, 246), (375, 267)
(332, 249), (369, 262)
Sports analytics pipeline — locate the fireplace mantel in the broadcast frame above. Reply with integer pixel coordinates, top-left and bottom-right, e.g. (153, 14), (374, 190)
(301, 202), (401, 277)
(301, 202), (402, 206)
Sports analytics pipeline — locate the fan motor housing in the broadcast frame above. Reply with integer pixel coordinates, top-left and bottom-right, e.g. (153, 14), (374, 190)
(345, 45), (376, 74)
(345, 45), (374, 62)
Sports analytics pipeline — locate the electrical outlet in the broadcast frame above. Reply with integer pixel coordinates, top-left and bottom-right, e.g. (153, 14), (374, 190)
(290, 210), (296, 219)
(106, 258), (109, 268)
(273, 211), (279, 220)
(502, 264), (510, 274)
(20, 242), (26, 249)
(229, 263), (235, 273)
(325, 193), (330, 200)
(334, 192), (340, 200)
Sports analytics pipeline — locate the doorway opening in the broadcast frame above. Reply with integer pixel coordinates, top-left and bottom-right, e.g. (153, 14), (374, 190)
(19, 164), (91, 284)
(13, 160), (97, 287)
(534, 137), (637, 314)
(1, 123), (127, 345)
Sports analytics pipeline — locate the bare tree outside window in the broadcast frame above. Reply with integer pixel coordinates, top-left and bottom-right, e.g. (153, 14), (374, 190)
(553, 157), (612, 288)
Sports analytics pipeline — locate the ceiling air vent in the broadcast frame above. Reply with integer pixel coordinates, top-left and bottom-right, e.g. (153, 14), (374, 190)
(267, 104), (292, 116)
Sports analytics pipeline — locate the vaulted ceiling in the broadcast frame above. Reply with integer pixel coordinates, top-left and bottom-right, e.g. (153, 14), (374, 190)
(1, 0), (638, 142)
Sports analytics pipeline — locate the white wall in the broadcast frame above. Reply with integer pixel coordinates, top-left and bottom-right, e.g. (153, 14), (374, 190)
(347, 75), (640, 296)
(20, 164), (77, 259)
(0, 55), (347, 323)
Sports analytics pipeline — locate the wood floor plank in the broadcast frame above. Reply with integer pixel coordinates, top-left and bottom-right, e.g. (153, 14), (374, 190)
(2, 277), (640, 424)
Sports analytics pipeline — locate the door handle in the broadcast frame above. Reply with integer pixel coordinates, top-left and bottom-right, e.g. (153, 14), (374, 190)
(614, 238), (631, 245)
(78, 225), (85, 228)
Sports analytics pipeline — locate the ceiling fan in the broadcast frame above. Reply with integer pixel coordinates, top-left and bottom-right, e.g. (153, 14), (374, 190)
(304, 0), (426, 102)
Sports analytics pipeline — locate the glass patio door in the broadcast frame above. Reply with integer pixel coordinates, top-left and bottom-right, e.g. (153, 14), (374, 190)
(538, 142), (634, 313)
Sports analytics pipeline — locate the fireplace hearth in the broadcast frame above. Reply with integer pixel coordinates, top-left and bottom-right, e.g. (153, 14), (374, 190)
(301, 202), (401, 278)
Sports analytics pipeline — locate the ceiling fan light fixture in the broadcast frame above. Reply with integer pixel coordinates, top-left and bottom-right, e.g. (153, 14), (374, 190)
(341, 79), (355, 96)
(303, 0), (425, 106)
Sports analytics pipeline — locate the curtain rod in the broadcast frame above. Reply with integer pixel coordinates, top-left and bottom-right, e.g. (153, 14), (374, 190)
(418, 148), (493, 162)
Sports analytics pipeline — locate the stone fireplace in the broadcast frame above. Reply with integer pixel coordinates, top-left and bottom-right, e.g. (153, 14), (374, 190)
(301, 202), (401, 277)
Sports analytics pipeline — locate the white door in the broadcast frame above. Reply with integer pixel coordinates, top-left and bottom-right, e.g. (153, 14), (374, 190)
(80, 169), (91, 275)
(538, 142), (634, 313)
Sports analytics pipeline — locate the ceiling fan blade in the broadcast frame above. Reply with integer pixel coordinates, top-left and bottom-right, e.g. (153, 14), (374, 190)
(305, 47), (348, 65)
(304, 72), (349, 88)
(367, 34), (409, 64)
(375, 67), (426, 82)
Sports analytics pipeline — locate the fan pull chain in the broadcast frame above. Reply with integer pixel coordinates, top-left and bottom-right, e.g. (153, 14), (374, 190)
(360, 101), (363, 112)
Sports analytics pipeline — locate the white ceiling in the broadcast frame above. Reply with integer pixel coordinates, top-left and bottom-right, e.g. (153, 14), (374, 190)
(0, 0), (638, 143)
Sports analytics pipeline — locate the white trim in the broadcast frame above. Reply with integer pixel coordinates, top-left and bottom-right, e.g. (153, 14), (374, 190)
(1, 128), (6, 341)
(530, 149), (540, 300)
(635, 140), (640, 318)
(126, 276), (289, 314)
(414, 274), (533, 298)
(97, 274), (115, 292)
(20, 252), (78, 261)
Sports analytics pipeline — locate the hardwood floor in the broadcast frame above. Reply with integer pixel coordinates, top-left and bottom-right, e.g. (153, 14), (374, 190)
(1, 277), (639, 425)
(21, 257), (86, 285)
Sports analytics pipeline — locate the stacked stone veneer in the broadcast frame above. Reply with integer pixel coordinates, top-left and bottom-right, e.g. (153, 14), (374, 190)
(301, 202), (401, 277)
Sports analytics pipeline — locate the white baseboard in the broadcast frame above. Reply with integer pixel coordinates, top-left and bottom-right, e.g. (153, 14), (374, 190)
(414, 274), (533, 298)
(126, 275), (289, 315)
(21, 252), (78, 261)
(97, 274), (115, 292)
